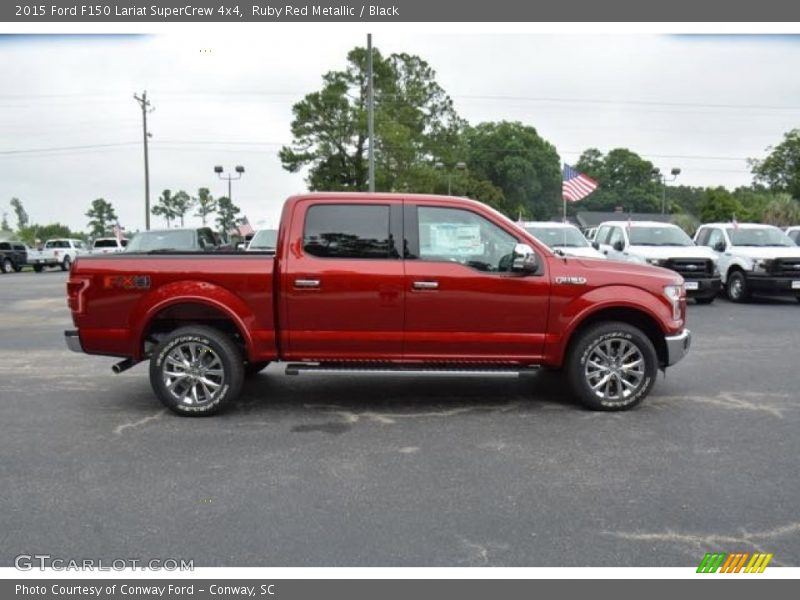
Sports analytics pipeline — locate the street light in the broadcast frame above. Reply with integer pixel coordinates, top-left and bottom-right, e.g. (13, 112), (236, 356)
(661, 167), (681, 214)
(435, 161), (467, 195)
(214, 165), (245, 203)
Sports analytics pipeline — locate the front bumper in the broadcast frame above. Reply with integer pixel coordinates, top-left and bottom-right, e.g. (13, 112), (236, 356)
(664, 329), (691, 367)
(744, 273), (800, 295)
(64, 329), (83, 353)
(684, 276), (721, 298)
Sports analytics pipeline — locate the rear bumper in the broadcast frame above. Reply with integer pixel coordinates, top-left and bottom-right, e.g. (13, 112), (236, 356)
(64, 330), (83, 353)
(664, 329), (691, 367)
(744, 274), (800, 295)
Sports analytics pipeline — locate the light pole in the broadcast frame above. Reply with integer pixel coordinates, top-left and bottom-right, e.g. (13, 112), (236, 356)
(661, 167), (681, 214)
(435, 161), (467, 195)
(214, 165), (245, 203)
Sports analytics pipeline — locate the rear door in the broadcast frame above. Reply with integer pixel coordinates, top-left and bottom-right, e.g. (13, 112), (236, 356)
(281, 198), (405, 360)
(402, 202), (550, 362)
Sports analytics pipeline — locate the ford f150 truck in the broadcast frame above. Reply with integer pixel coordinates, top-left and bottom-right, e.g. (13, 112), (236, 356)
(30, 238), (87, 272)
(64, 193), (691, 416)
(596, 221), (721, 304)
(694, 222), (800, 302)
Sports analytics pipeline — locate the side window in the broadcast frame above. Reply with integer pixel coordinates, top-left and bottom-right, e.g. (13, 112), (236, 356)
(417, 206), (518, 272)
(706, 228), (724, 249)
(0, 243), (9, 250)
(607, 227), (626, 248)
(74, 241), (85, 249)
(695, 228), (710, 246)
(304, 204), (392, 259)
(788, 230), (799, 244)
(197, 229), (215, 249)
(595, 226), (611, 244)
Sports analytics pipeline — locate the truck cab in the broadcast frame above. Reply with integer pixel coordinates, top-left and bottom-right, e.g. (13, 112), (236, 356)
(595, 221), (721, 303)
(0, 241), (28, 273)
(694, 223), (800, 302)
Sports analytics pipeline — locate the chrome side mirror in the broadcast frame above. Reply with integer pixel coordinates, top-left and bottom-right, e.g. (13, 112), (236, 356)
(512, 243), (539, 273)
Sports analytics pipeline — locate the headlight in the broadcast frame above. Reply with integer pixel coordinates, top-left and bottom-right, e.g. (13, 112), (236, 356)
(664, 284), (684, 321)
(646, 258), (666, 266)
(752, 259), (770, 273)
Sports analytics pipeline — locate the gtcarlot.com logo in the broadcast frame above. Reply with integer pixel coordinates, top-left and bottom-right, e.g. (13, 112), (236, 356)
(697, 552), (773, 573)
(14, 554), (194, 571)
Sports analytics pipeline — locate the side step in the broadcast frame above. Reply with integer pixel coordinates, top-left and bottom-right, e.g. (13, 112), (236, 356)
(285, 362), (540, 378)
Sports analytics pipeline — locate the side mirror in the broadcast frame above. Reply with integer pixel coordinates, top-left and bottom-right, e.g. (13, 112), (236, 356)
(512, 243), (539, 273)
(613, 240), (625, 252)
(713, 241), (726, 252)
(591, 241), (600, 250)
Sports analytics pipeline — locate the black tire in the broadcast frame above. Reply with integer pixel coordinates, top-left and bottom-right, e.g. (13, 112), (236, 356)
(726, 271), (749, 302)
(14, 265), (23, 272)
(149, 326), (244, 417)
(33, 264), (43, 273)
(694, 296), (716, 305)
(61, 256), (72, 271)
(1, 258), (12, 274)
(566, 321), (658, 411)
(244, 361), (270, 377)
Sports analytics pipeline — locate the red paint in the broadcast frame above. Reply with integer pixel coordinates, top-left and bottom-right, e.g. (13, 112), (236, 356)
(68, 193), (686, 367)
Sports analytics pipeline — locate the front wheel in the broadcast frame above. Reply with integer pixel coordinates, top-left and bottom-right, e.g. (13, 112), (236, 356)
(694, 296), (716, 305)
(566, 322), (658, 411)
(149, 326), (244, 416)
(1, 258), (12, 274)
(726, 271), (749, 302)
(61, 256), (72, 271)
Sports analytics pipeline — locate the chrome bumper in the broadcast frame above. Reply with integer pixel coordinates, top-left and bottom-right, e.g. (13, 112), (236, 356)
(664, 329), (691, 367)
(64, 330), (83, 353)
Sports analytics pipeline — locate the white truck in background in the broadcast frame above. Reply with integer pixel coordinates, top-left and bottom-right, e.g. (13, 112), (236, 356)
(28, 238), (87, 272)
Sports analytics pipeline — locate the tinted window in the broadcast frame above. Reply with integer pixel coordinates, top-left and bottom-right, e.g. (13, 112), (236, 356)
(13, 244), (25, 251)
(417, 206), (518, 272)
(0, 243), (9, 250)
(93, 239), (119, 248)
(304, 204), (392, 259)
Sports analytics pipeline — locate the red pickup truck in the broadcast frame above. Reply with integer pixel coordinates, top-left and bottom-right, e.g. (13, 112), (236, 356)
(65, 193), (691, 416)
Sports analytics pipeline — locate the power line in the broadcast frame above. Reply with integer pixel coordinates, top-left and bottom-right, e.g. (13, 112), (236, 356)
(0, 142), (139, 155)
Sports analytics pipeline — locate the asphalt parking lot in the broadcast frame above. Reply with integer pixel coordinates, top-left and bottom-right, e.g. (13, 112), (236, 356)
(1, 270), (799, 567)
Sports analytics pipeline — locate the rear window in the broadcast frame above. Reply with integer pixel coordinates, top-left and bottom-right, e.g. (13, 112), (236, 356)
(303, 204), (392, 259)
(93, 239), (119, 248)
(126, 230), (196, 252)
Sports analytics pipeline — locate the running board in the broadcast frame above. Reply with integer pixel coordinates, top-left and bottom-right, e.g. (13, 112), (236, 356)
(284, 362), (540, 377)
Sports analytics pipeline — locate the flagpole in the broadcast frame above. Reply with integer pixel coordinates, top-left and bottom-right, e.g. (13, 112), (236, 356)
(563, 194), (567, 223)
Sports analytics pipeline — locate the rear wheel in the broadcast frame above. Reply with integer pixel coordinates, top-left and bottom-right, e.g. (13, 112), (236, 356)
(694, 296), (715, 305)
(1, 258), (12, 274)
(726, 271), (749, 302)
(566, 322), (657, 411)
(61, 256), (72, 271)
(149, 326), (244, 416)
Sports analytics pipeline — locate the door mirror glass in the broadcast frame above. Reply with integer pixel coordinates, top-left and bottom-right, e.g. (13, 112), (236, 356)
(591, 240), (600, 250)
(713, 241), (726, 252)
(512, 243), (539, 273)
(613, 240), (625, 252)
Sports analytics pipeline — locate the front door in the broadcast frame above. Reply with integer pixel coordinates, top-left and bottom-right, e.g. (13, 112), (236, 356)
(402, 203), (550, 362)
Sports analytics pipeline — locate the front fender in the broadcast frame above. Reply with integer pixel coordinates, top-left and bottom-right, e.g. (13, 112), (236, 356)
(130, 280), (257, 361)
(544, 285), (676, 366)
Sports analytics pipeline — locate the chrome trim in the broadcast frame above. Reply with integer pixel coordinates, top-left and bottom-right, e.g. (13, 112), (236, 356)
(64, 330), (83, 353)
(294, 279), (320, 288)
(412, 281), (439, 290)
(664, 329), (691, 367)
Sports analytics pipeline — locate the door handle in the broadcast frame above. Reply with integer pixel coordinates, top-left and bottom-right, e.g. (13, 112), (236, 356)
(294, 279), (320, 288)
(412, 281), (439, 290)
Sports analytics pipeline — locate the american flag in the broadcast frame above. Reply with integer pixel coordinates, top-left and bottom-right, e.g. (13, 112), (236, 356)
(731, 215), (739, 230)
(236, 216), (254, 237)
(562, 164), (599, 202)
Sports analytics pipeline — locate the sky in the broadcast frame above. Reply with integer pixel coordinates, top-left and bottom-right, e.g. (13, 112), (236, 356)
(1, 32), (800, 233)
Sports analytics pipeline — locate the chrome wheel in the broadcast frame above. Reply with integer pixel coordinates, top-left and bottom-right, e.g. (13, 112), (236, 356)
(729, 276), (743, 300)
(161, 341), (225, 407)
(584, 337), (645, 402)
(2, 259), (12, 273)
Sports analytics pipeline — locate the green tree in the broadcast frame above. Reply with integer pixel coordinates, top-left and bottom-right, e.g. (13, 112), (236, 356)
(18, 223), (81, 246)
(172, 190), (195, 227)
(85, 198), (118, 238)
(698, 187), (745, 223)
(215, 196), (241, 239)
(280, 46), (464, 193)
(152, 189), (178, 227)
(575, 148), (662, 212)
(464, 121), (561, 219)
(760, 193), (800, 226)
(194, 188), (216, 226)
(751, 129), (800, 199)
(10, 197), (28, 230)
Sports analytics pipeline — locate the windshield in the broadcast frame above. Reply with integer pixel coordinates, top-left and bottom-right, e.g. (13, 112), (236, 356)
(726, 227), (794, 247)
(248, 229), (278, 249)
(629, 226), (693, 246)
(525, 226), (589, 248)
(126, 230), (196, 252)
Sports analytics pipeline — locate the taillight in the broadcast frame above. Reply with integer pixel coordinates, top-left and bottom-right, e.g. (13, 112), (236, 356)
(66, 278), (90, 314)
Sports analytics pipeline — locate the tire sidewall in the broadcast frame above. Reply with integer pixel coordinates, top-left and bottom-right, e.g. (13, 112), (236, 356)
(2, 259), (11, 273)
(569, 324), (657, 411)
(62, 256), (72, 271)
(150, 329), (241, 416)
(727, 271), (746, 302)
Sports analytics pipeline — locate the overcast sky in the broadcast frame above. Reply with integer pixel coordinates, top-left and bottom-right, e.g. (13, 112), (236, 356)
(1, 32), (799, 233)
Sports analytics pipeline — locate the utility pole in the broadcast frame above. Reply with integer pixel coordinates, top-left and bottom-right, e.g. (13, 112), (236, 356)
(367, 33), (375, 193)
(134, 91), (154, 230)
